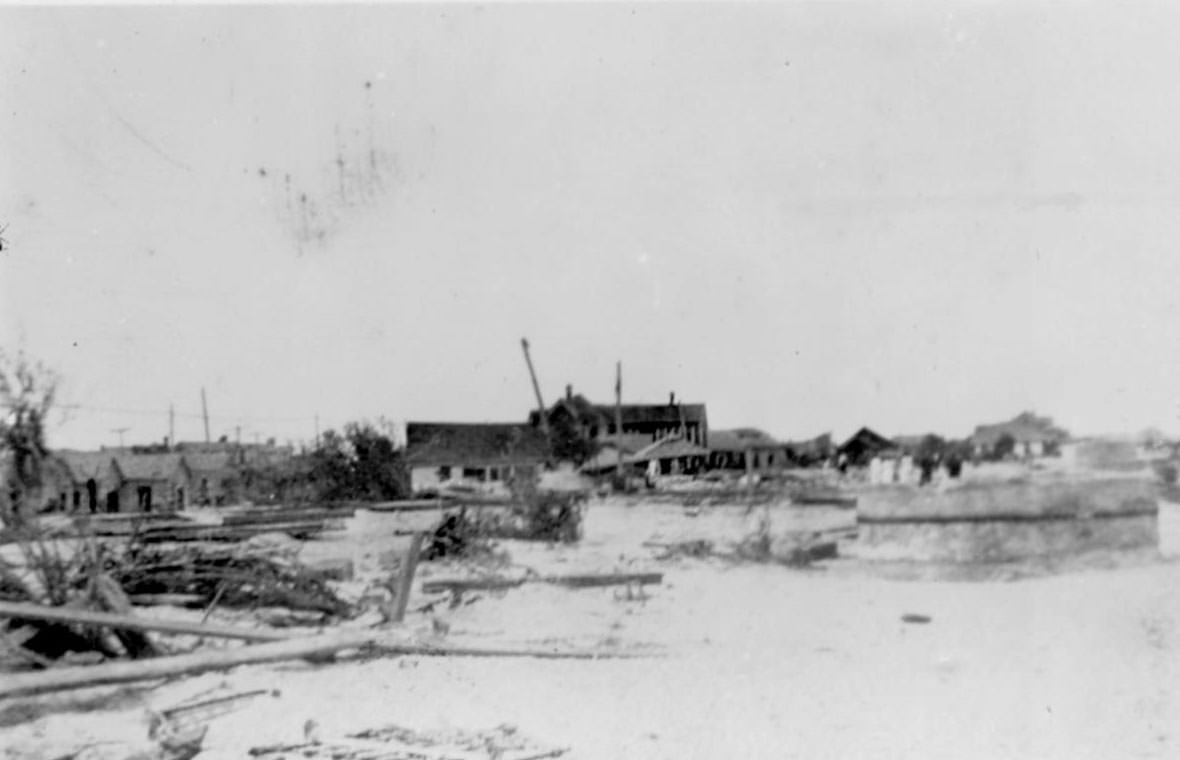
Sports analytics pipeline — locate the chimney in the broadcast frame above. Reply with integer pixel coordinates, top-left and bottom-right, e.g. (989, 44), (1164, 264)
(669, 391), (676, 406)
(566, 384), (573, 401)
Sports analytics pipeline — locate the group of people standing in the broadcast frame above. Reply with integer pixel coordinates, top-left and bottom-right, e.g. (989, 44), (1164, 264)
(866, 451), (963, 486)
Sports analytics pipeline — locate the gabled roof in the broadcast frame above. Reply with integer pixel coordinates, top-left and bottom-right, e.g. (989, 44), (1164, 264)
(628, 435), (710, 463)
(56, 451), (120, 482)
(595, 433), (653, 455)
(595, 403), (707, 426)
(112, 452), (188, 481)
(532, 394), (707, 429)
(405, 422), (549, 466)
(185, 451), (236, 473)
(837, 427), (898, 454)
(708, 428), (783, 452)
(971, 412), (1070, 446)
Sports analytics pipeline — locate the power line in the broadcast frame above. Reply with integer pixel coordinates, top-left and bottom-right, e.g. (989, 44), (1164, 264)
(57, 402), (318, 424)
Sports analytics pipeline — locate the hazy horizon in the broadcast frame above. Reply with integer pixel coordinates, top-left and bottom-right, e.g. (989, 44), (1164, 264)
(4, 4), (1180, 451)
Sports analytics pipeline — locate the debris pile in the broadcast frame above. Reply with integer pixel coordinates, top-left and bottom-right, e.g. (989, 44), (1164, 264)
(249, 722), (568, 760)
(115, 541), (352, 618)
(0, 528), (353, 671)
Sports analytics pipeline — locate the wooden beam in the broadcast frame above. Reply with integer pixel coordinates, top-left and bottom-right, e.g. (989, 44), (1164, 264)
(0, 634), (655, 699)
(0, 630), (375, 699)
(0, 600), (290, 643)
(391, 533), (425, 623)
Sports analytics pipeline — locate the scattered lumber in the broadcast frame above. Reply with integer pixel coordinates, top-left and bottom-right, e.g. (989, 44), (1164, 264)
(545, 572), (663, 589)
(0, 600), (290, 643)
(90, 573), (160, 659)
(0, 629), (376, 699)
(421, 578), (526, 594)
(129, 594), (207, 608)
(421, 572), (663, 595)
(391, 533), (425, 623)
(0, 632), (653, 698)
(137, 521), (329, 543)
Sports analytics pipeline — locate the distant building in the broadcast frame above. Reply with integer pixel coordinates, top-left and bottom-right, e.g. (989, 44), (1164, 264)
(707, 428), (789, 472)
(970, 412), (1069, 458)
(111, 453), (191, 512)
(837, 427), (899, 467)
(627, 434), (710, 477)
(184, 451), (239, 506)
(404, 422), (549, 495)
(530, 386), (709, 447)
(57, 450), (124, 513)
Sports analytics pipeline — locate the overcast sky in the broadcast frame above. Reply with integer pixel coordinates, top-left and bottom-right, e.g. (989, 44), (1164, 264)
(3, 3), (1180, 450)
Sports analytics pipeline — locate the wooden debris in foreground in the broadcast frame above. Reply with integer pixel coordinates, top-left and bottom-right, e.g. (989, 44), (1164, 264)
(0, 632), (654, 698)
(421, 571), (663, 595)
(0, 600), (290, 643)
(391, 533), (425, 623)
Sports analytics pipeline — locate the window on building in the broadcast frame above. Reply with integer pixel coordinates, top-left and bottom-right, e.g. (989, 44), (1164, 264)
(438, 465), (452, 481)
(462, 467), (485, 480)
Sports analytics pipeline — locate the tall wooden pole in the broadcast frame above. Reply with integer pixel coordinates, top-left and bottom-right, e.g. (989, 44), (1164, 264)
(169, 404), (175, 450)
(520, 338), (550, 440)
(615, 361), (624, 479)
(201, 388), (211, 444)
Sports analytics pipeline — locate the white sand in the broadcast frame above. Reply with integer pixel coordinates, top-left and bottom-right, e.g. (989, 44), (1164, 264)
(3, 498), (1180, 759)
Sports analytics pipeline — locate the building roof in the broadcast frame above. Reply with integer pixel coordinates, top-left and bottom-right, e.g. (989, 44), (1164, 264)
(184, 451), (237, 473)
(595, 433), (653, 454)
(837, 427), (898, 455)
(112, 453), (188, 481)
(405, 422), (549, 467)
(594, 403), (707, 426)
(971, 412), (1070, 447)
(708, 428), (783, 452)
(531, 391), (707, 430)
(628, 435), (710, 463)
(56, 451), (120, 482)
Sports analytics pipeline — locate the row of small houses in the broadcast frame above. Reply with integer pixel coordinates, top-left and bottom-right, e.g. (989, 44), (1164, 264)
(11, 442), (292, 516)
(405, 387), (834, 495)
(405, 399), (1074, 495)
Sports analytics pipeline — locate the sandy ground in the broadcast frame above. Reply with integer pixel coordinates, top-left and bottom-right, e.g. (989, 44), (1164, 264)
(4, 495), (1180, 760)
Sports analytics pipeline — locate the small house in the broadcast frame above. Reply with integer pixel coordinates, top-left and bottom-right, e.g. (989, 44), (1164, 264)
(970, 412), (1070, 459)
(837, 427), (899, 467)
(405, 422), (549, 495)
(111, 453), (191, 513)
(628, 434), (710, 477)
(57, 451), (124, 513)
(707, 428), (789, 472)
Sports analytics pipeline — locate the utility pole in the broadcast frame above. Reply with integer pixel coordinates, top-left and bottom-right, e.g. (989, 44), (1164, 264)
(520, 338), (550, 440)
(169, 404), (175, 450)
(110, 427), (129, 450)
(201, 388), (211, 444)
(615, 361), (624, 480)
(314, 413), (320, 447)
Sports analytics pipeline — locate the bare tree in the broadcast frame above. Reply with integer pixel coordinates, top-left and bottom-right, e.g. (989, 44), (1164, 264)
(0, 350), (59, 526)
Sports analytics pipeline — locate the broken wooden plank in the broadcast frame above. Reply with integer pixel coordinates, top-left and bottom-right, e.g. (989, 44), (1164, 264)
(542, 572), (663, 589)
(128, 594), (206, 608)
(0, 600), (290, 643)
(391, 533), (425, 624)
(421, 572), (663, 595)
(420, 577), (527, 594)
(0, 630), (377, 699)
(0, 633), (653, 699)
(91, 573), (160, 659)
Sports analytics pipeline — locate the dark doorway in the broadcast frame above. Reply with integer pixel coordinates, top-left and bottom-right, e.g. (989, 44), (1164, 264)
(176, 487), (184, 511)
(137, 486), (152, 512)
(106, 491), (119, 513)
(73, 490), (81, 511)
(86, 479), (98, 513)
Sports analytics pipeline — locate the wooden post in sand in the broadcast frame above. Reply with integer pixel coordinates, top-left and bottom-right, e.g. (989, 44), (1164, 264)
(391, 532), (425, 623)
